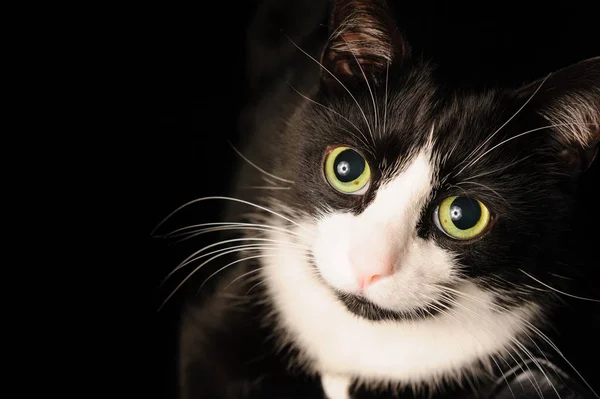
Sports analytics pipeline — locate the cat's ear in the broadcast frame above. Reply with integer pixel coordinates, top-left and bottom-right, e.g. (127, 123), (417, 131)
(519, 57), (600, 174)
(320, 0), (409, 87)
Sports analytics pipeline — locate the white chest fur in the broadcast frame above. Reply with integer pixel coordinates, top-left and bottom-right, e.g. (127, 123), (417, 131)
(263, 228), (535, 389)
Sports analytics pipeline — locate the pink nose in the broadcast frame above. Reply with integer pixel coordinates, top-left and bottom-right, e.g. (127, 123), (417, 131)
(357, 273), (389, 289)
(349, 249), (395, 290)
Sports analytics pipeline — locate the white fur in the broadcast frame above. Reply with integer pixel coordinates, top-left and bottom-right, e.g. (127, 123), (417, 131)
(321, 374), (351, 399)
(261, 151), (537, 393)
(313, 151), (457, 311)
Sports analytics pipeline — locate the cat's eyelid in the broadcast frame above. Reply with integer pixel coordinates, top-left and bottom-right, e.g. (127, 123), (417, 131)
(347, 181), (371, 196)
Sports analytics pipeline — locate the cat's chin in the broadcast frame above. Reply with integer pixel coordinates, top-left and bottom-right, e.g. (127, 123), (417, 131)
(333, 289), (456, 322)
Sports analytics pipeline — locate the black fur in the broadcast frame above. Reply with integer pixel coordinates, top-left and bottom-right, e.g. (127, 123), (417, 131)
(156, 1), (600, 398)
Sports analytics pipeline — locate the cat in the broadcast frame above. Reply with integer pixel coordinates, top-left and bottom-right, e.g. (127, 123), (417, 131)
(156, 0), (600, 398)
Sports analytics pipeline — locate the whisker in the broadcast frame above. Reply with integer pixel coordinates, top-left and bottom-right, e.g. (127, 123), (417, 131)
(460, 154), (534, 181)
(436, 292), (552, 397)
(224, 267), (264, 289)
(419, 294), (517, 396)
(447, 184), (472, 199)
(151, 196), (314, 236)
(200, 253), (314, 291)
(383, 59), (389, 136)
(163, 222), (304, 239)
(261, 177), (280, 186)
(437, 285), (597, 397)
(228, 141), (294, 184)
(158, 247), (312, 311)
(165, 237), (311, 283)
(455, 123), (593, 177)
(519, 270), (600, 302)
(285, 34), (374, 144)
(432, 287), (558, 387)
(340, 36), (378, 136)
(160, 243), (310, 286)
(547, 272), (573, 280)
(427, 291), (539, 394)
(454, 181), (511, 208)
(172, 226), (296, 243)
(241, 186), (292, 190)
(505, 346), (546, 399)
(287, 83), (371, 148)
(246, 277), (271, 296)
(461, 75), (550, 169)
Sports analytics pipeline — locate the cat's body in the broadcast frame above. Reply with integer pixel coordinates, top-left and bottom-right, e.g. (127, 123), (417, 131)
(163, 1), (600, 398)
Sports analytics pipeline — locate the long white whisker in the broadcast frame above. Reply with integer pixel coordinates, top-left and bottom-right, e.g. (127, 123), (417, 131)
(228, 141), (294, 184)
(433, 288), (555, 389)
(455, 123), (585, 177)
(383, 59), (389, 136)
(165, 223), (304, 241)
(172, 226), (293, 242)
(419, 294), (516, 396)
(460, 154), (534, 181)
(163, 222), (303, 238)
(159, 248), (312, 311)
(241, 186), (292, 190)
(440, 290), (560, 382)
(246, 277), (270, 296)
(172, 226), (287, 244)
(287, 83), (371, 148)
(169, 237), (310, 281)
(507, 346), (546, 399)
(454, 181), (511, 208)
(521, 324), (599, 398)
(161, 242), (310, 285)
(519, 270), (600, 302)
(285, 34), (374, 143)
(436, 293), (552, 397)
(462, 75), (550, 167)
(447, 184), (472, 200)
(438, 285), (598, 397)
(261, 177), (279, 186)
(428, 292), (539, 394)
(200, 253), (314, 291)
(151, 196), (313, 236)
(445, 297), (549, 382)
(225, 267), (264, 289)
(340, 36), (378, 137)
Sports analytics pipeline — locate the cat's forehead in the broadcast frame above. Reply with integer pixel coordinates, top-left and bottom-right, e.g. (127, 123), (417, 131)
(310, 83), (516, 166)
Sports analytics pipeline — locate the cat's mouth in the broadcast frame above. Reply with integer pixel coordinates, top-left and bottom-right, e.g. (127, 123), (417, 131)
(333, 290), (456, 322)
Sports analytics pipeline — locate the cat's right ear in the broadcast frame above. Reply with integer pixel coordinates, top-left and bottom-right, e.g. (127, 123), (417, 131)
(518, 56), (600, 175)
(320, 0), (410, 88)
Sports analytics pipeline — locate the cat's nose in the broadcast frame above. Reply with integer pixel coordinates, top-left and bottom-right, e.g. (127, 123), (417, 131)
(357, 272), (390, 290)
(349, 249), (395, 290)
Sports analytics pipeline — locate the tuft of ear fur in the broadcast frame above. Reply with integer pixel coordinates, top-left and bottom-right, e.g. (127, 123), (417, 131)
(519, 57), (600, 173)
(321, 0), (409, 86)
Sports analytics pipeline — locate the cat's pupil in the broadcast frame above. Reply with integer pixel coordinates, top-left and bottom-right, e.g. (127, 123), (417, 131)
(337, 161), (350, 176)
(334, 149), (365, 183)
(450, 197), (481, 230)
(450, 206), (462, 221)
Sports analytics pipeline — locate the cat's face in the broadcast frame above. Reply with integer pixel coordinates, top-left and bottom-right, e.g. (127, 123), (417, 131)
(257, 0), (599, 383)
(288, 74), (556, 322)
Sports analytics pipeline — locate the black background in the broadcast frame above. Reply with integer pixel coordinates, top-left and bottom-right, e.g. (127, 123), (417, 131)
(148, 2), (598, 398)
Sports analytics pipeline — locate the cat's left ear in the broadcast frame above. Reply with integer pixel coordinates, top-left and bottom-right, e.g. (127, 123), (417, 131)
(320, 0), (410, 87)
(518, 57), (600, 174)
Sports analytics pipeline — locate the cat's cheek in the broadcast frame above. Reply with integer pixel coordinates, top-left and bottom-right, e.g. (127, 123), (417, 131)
(312, 213), (362, 293)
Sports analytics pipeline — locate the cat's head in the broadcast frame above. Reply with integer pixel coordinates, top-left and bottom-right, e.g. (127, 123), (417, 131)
(257, 0), (599, 381)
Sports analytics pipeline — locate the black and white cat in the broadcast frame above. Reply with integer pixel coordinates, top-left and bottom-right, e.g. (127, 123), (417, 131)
(157, 1), (600, 398)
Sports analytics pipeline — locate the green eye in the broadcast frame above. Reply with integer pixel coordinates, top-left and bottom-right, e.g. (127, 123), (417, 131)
(324, 146), (371, 194)
(434, 196), (491, 240)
